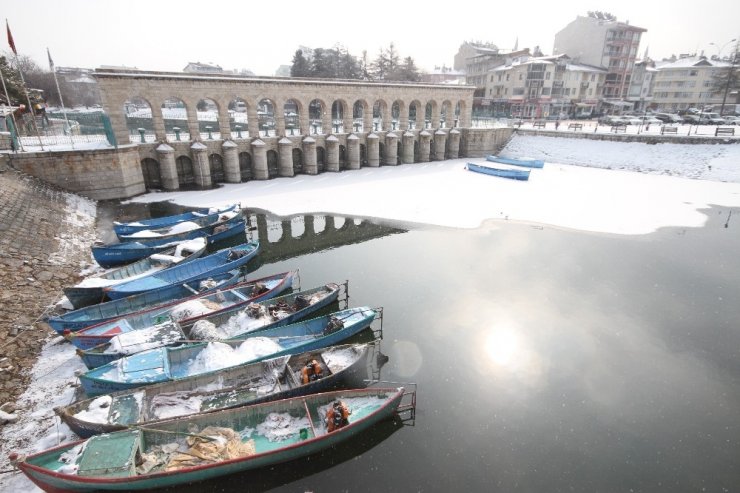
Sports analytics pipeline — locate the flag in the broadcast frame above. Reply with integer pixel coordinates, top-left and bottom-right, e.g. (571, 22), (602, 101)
(47, 48), (54, 71)
(6, 20), (16, 55)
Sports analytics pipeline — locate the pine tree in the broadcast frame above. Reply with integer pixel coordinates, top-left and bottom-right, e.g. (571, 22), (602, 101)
(0, 56), (25, 105)
(290, 50), (311, 77)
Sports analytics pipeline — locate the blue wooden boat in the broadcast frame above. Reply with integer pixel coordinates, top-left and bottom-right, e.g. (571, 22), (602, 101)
(16, 387), (407, 492)
(113, 204), (238, 238)
(56, 343), (370, 438)
(70, 271), (299, 353)
(78, 306), (378, 396)
(63, 239), (208, 310)
(92, 216), (245, 268)
(486, 154), (545, 168)
(47, 269), (244, 335)
(75, 282), (339, 366)
(118, 208), (241, 243)
(103, 242), (259, 301)
(467, 162), (531, 181)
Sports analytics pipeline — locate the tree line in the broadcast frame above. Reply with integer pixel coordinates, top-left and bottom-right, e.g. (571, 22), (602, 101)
(291, 43), (421, 82)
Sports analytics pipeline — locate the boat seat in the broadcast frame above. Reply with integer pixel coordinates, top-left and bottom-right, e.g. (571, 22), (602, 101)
(77, 430), (141, 478)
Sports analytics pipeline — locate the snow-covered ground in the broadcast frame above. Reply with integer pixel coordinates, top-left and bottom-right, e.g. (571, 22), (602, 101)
(2, 134), (740, 491)
(125, 134), (740, 235)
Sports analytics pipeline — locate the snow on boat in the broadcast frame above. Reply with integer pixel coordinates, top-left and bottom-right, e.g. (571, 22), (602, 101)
(47, 269), (244, 335)
(63, 238), (207, 310)
(75, 282), (339, 367)
(92, 214), (245, 268)
(57, 344), (370, 438)
(103, 242), (259, 301)
(78, 306), (379, 396)
(16, 387), (408, 492)
(113, 204), (239, 238)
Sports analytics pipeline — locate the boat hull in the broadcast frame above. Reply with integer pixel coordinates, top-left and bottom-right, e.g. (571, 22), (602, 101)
(486, 154), (544, 168)
(20, 388), (404, 492)
(467, 162), (530, 181)
(113, 204), (238, 238)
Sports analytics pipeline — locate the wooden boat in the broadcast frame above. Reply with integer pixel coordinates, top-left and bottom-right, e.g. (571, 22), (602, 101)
(63, 238), (207, 310)
(47, 269), (245, 335)
(78, 306), (378, 396)
(466, 162), (531, 181)
(57, 343), (370, 438)
(75, 282), (339, 366)
(103, 242), (259, 301)
(92, 216), (245, 268)
(69, 270), (299, 353)
(486, 154), (545, 168)
(16, 387), (405, 492)
(113, 204), (239, 238)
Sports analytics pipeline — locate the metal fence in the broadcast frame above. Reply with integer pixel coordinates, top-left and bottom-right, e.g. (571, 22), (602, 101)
(3, 108), (116, 151)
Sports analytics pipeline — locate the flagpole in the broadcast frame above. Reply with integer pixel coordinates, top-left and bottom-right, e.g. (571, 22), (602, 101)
(6, 20), (44, 151)
(47, 48), (74, 149)
(0, 67), (24, 151)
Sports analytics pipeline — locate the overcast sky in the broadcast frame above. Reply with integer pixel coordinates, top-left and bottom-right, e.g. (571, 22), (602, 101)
(3, 0), (739, 75)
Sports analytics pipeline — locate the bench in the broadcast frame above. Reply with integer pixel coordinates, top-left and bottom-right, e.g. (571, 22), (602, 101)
(660, 126), (678, 135)
(610, 125), (626, 133)
(567, 123), (583, 131)
(715, 127), (735, 137)
(532, 121), (546, 129)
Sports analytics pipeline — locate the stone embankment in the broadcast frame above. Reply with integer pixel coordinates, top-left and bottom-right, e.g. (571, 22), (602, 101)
(0, 158), (97, 413)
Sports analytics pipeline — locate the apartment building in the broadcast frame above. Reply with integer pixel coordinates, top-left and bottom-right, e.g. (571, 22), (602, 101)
(652, 56), (731, 112)
(553, 13), (646, 102)
(484, 54), (606, 118)
(626, 59), (657, 111)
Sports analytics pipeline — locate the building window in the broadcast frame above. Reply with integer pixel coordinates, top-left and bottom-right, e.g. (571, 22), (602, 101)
(519, 73), (523, 80)
(506, 74), (510, 81)
(542, 87), (551, 95)
(689, 70), (698, 76)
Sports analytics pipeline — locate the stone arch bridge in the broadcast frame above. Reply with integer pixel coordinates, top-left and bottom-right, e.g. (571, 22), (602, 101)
(95, 69), (509, 193)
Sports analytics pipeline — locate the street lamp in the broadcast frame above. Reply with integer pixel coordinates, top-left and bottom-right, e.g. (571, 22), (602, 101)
(710, 39), (738, 116)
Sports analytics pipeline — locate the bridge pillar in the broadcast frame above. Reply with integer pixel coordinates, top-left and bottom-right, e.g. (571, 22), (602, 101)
(304, 215), (315, 235)
(280, 219), (292, 243)
(347, 134), (360, 170)
(343, 114), (353, 134)
(399, 105), (409, 131)
(299, 106), (310, 136)
(366, 133), (379, 167)
(278, 138), (294, 177)
(419, 130), (432, 162)
(384, 132), (398, 165)
(402, 131), (415, 164)
(222, 140), (240, 183)
(322, 112), (331, 136)
(251, 139), (268, 180)
(431, 105), (441, 130)
(447, 129), (461, 159)
(186, 107), (200, 141)
(302, 137), (317, 175)
(218, 108), (231, 141)
(151, 105), (167, 142)
(434, 130), (447, 161)
(363, 110), (373, 134)
(247, 106), (259, 138)
(156, 143), (179, 190)
(325, 135), (339, 172)
(256, 214), (269, 243)
(275, 114), (286, 137)
(190, 142), (212, 187)
(415, 110), (425, 131)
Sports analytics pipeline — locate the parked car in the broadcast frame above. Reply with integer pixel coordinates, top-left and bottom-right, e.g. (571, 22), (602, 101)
(638, 116), (662, 125)
(682, 114), (708, 124)
(722, 116), (740, 125)
(705, 113), (726, 125)
(598, 115), (627, 125)
(655, 113), (683, 124)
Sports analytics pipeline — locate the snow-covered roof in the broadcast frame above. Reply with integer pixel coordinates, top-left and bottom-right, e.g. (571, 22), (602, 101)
(656, 57), (730, 69)
(565, 63), (607, 73)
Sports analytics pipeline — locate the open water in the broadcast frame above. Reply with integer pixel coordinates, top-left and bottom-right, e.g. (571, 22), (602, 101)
(100, 202), (740, 492)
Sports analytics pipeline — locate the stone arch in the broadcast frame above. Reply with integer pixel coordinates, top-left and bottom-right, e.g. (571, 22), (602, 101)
(308, 99), (327, 134)
(372, 100), (388, 132)
(162, 97), (190, 142)
(239, 152), (253, 181)
(140, 158), (161, 189)
(266, 150), (279, 178)
(391, 100), (405, 130)
(228, 98), (249, 138)
(284, 99), (301, 136)
(409, 100), (422, 130)
(209, 153), (224, 183)
(196, 98), (220, 139)
(316, 146), (326, 172)
(292, 148), (303, 174)
(257, 98), (276, 137)
(353, 100), (368, 132)
(123, 96), (155, 142)
(425, 101), (438, 129)
(441, 100), (453, 128)
(175, 155), (195, 185)
(331, 99), (349, 133)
